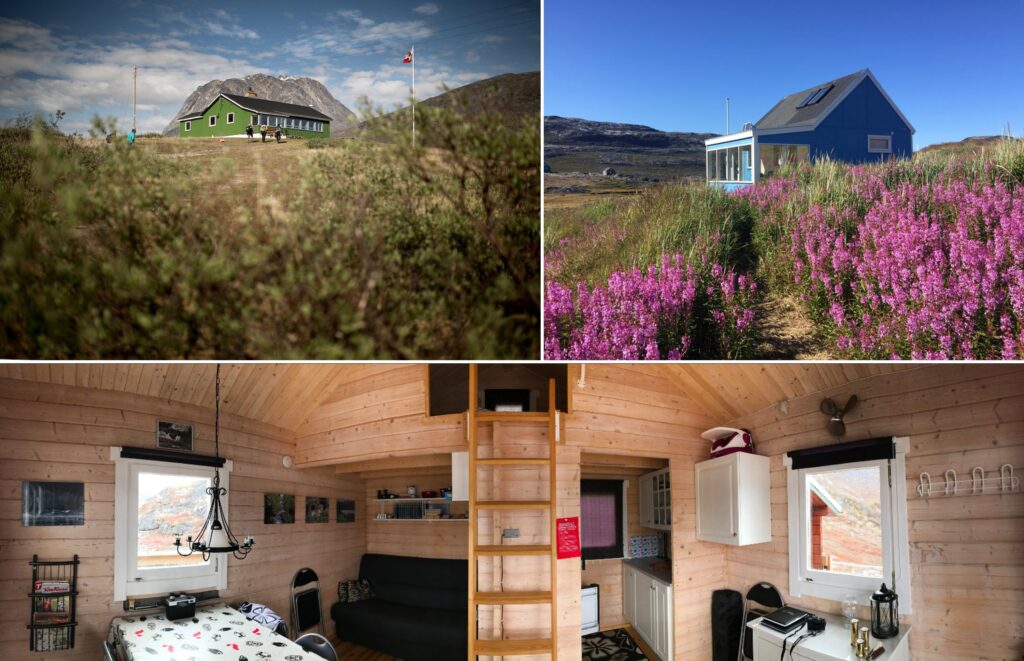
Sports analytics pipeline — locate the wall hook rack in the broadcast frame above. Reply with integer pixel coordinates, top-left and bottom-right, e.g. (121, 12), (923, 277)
(917, 464), (1018, 497)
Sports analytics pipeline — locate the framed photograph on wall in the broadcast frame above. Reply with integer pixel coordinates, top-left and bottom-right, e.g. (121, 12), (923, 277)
(264, 493), (295, 524)
(337, 499), (355, 523)
(157, 420), (193, 451)
(23, 482), (84, 526)
(305, 497), (329, 523)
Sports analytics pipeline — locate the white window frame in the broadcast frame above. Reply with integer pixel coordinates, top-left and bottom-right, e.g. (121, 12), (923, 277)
(209, 115), (217, 127)
(867, 134), (892, 154)
(184, 121), (191, 132)
(226, 112), (235, 124)
(784, 437), (911, 612)
(111, 448), (231, 601)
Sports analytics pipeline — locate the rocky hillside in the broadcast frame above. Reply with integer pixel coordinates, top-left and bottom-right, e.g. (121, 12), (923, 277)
(419, 71), (539, 119)
(545, 116), (717, 181)
(137, 480), (208, 554)
(162, 73), (357, 136)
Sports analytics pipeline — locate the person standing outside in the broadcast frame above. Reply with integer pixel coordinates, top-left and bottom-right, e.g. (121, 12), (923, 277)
(127, 128), (136, 146)
(246, 124), (254, 142)
(274, 125), (282, 143)
(259, 123), (268, 143)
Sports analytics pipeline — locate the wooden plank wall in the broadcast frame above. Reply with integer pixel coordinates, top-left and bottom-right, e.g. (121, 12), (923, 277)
(0, 378), (364, 660)
(722, 365), (1024, 661)
(294, 365), (465, 467)
(567, 364), (723, 661)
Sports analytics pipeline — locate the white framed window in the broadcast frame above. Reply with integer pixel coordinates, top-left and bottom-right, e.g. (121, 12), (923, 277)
(868, 134), (892, 154)
(184, 121), (191, 132)
(209, 115), (217, 127)
(227, 112), (235, 124)
(112, 448), (231, 601)
(785, 437), (911, 611)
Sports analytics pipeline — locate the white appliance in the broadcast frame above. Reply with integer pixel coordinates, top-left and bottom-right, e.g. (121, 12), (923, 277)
(581, 584), (599, 635)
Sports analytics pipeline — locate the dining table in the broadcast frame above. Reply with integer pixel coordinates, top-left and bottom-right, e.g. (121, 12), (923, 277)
(108, 602), (320, 661)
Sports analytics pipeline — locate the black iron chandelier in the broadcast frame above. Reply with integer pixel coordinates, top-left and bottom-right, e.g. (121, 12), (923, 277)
(174, 364), (254, 560)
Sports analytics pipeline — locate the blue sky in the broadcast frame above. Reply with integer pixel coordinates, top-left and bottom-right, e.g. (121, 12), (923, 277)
(0, 0), (538, 133)
(544, 0), (1024, 148)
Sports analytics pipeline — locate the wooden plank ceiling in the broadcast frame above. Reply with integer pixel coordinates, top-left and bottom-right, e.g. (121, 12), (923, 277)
(0, 363), (387, 431)
(0, 363), (920, 437)
(658, 364), (919, 423)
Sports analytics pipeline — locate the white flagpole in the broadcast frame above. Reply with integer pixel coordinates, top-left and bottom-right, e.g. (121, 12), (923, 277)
(412, 46), (416, 147)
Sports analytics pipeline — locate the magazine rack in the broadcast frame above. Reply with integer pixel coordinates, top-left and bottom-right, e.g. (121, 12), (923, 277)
(26, 554), (78, 651)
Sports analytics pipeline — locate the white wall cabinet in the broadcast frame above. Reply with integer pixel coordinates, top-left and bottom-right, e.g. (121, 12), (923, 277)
(451, 451), (468, 501)
(622, 564), (673, 661)
(695, 452), (770, 546)
(638, 468), (671, 530)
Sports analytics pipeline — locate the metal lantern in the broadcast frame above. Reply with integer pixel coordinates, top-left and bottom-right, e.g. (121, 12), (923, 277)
(870, 583), (899, 639)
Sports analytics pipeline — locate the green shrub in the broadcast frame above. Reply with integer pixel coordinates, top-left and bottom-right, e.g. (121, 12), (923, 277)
(0, 106), (539, 358)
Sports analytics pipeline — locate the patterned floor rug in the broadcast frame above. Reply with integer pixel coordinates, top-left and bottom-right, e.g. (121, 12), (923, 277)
(582, 628), (649, 660)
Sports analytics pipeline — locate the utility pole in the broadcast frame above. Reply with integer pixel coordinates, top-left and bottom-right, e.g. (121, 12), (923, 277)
(726, 97), (730, 135)
(132, 65), (137, 132)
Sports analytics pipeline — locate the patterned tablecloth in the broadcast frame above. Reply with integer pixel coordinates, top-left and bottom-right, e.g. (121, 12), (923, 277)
(109, 603), (318, 661)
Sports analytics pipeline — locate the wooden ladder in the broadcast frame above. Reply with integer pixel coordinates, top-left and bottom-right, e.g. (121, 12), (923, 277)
(468, 366), (558, 659)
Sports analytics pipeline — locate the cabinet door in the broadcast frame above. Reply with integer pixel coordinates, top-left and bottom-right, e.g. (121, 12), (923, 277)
(653, 581), (672, 659)
(639, 474), (653, 526)
(753, 633), (783, 661)
(622, 566), (636, 624)
(696, 459), (737, 543)
(633, 574), (655, 645)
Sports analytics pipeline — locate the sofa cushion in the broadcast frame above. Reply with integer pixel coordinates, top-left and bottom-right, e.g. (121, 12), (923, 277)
(332, 599), (466, 649)
(358, 553), (467, 612)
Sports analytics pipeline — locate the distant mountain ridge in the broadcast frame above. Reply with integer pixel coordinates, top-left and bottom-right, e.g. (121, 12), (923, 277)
(419, 72), (539, 118)
(162, 73), (357, 136)
(545, 115), (717, 180)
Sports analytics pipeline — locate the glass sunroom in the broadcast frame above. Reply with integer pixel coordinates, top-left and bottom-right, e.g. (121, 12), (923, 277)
(706, 131), (811, 190)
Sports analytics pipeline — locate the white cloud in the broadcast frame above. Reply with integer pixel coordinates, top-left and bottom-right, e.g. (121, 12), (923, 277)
(338, 64), (489, 109)
(414, 3), (440, 15)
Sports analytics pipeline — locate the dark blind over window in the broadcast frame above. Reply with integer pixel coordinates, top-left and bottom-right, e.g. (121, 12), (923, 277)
(787, 437), (894, 470)
(581, 480), (623, 560)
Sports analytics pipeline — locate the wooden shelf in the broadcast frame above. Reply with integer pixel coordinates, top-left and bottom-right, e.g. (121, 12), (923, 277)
(372, 498), (465, 503)
(475, 545), (551, 556)
(475, 411), (550, 422)
(476, 638), (554, 655)
(475, 500), (550, 510)
(476, 590), (552, 605)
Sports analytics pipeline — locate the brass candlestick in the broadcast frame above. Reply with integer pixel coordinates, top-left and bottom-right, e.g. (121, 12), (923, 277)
(860, 626), (871, 652)
(850, 618), (860, 646)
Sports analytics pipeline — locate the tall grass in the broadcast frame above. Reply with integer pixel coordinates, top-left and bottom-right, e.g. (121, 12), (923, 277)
(1, 103), (539, 359)
(544, 138), (1024, 359)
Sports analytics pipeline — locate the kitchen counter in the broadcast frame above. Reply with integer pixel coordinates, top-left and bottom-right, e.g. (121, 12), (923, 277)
(749, 610), (910, 661)
(622, 557), (672, 584)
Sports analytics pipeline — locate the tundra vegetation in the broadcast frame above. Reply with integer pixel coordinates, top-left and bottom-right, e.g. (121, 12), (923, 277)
(544, 139), (1024, 360)
(0, 100), (539, 359)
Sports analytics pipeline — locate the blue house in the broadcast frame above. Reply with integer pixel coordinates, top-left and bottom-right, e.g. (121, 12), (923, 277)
(706, 69), (914, 190)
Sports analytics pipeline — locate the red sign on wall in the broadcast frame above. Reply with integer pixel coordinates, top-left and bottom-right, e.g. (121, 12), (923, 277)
(556, 516), (581, 559)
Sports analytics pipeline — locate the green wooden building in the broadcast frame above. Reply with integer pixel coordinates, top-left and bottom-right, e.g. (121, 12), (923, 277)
(177, 92), (331, 138)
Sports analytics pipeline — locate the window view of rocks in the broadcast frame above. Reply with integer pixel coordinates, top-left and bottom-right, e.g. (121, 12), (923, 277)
(808, 467), (883, 577)
(137, 474), (210, 568)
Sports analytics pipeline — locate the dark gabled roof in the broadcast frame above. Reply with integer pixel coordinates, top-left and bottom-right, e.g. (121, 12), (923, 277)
(754, 69), (867, 131)
(178, 93), (332, 123)
(222, 93), (331, 121)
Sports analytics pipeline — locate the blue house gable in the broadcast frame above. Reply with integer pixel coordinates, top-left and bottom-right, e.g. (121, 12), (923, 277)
(706, 69), (914, 189)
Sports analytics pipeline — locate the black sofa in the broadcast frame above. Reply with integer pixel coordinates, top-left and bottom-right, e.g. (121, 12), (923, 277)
(331, 553), (467, 661)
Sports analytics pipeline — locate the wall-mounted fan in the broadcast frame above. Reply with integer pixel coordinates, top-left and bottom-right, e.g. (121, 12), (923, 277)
(820, 395), (858, 436)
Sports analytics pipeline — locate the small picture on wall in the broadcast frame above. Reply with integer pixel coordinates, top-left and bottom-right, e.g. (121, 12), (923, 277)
(305, 497), (329, 523)
(264, 493), (295, 524)
(23, 482), (84, 526)
(157, 420), (193, 451)
(337, 499), (355, 523)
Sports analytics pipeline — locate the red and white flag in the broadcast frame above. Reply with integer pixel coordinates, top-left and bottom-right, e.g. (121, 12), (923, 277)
(402, 50), (413, 64)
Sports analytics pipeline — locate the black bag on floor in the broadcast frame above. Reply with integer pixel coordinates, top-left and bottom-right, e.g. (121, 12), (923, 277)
(711, 589), (743, 661)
